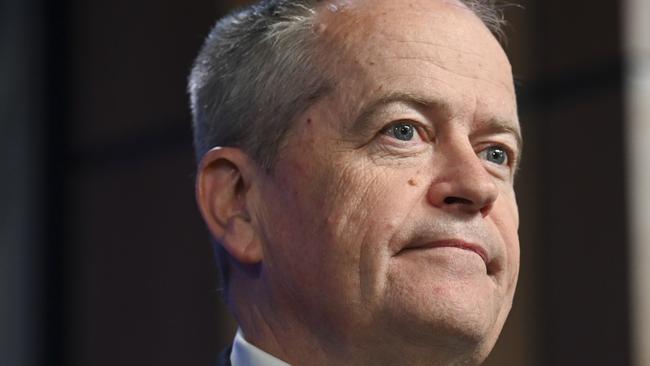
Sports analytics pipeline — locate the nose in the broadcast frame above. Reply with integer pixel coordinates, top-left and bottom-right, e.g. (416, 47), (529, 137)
(427, 142), (499, 217)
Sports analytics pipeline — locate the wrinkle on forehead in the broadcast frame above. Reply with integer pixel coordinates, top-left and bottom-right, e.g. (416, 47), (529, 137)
(312, 0), (511, 80)
(382, 55), (513, 94)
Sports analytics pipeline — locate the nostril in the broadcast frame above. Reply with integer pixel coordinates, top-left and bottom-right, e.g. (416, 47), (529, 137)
(444, 196), (473, 205)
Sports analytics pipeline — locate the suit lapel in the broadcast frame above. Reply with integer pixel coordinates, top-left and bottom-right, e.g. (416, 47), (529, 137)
(216, 345), (232, 366)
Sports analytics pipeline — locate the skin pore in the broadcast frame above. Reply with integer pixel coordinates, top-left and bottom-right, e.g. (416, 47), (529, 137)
(198, 0), (522, 365)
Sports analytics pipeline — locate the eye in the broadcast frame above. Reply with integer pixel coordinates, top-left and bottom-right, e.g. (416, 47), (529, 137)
(479, 145), (509, 165)
(385, 122), (416, 141)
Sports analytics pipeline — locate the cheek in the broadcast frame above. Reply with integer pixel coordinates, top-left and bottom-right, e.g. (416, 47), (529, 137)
(260, 156), (374, 274)
(315, 160), (432, 301)
(316, 159), (430, 247)
(493, 186), (519, 234)
(492, 192), (520, 285)
(268, 154), (424, 292)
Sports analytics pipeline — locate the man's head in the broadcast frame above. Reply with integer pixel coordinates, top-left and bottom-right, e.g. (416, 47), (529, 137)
(190, 0), (521, 365)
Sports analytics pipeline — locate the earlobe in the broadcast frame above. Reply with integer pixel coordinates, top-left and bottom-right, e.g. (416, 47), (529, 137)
(196, 147), (263, 264)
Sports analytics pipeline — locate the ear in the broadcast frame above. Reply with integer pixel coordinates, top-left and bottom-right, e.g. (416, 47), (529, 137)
(196, 147), (263, 264)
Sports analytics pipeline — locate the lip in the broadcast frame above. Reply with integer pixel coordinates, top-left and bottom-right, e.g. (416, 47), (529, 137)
(397, 239), (489, 265)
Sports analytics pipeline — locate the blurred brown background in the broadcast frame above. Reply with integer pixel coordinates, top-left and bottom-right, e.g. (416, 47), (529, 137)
(1, 0), (635, 365)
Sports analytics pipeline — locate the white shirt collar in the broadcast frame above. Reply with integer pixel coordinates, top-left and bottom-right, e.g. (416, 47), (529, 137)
(230, 328), (291, 366)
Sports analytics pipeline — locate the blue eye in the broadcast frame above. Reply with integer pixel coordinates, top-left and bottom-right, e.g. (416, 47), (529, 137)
(388, 122), (415, 141)
(482, 146), (508, 165)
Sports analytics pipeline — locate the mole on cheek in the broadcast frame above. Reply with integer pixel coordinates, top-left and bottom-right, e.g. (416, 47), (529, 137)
(408, 178), (417, 186)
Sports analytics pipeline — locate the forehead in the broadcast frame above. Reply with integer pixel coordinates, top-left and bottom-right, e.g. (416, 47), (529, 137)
(315, 0), (504, 55)
(312, 0), (517, 119)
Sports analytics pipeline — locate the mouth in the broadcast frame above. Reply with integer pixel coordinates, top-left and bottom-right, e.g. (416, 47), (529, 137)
(397, 239), (489, 266)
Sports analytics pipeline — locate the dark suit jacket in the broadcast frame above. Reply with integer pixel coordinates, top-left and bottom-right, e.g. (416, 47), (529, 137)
(216, 346), (232, 366)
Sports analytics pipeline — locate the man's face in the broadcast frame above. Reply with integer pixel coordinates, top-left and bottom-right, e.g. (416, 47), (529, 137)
(252, 0), (520, 363)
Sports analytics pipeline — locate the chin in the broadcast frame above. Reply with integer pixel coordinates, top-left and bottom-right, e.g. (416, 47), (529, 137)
(377, 274), (510, 363)
(388, 310), (505, 366)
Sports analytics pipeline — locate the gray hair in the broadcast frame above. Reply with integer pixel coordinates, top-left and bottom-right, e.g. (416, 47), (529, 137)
(188, 0), (508, 169)
(188, 0), (508, 293)
(189, 1), (331, 171)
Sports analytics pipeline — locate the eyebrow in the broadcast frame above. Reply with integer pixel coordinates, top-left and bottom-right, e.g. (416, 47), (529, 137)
(348, 91), (443, 135)
(349, 91), (523, 155)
